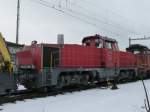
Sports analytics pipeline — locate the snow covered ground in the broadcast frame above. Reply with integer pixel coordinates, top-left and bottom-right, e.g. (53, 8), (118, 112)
(17, 85), (26, 90)
(1, 80), (150, 112)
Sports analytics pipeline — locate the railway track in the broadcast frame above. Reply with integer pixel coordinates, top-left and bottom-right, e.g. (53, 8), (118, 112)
(0, 84), (100, 105)
(0, 79), (141, 105)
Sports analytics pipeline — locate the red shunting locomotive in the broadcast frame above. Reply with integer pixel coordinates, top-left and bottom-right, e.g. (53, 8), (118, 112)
(16, 34), (150, 90)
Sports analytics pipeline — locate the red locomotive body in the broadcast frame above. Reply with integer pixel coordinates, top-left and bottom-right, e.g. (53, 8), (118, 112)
(60, 44), (102, 68)
(126, 44), (150, 77)
(17, 35), (121, 70)
(17, 44), (116, 70)
(17, 44), (42, 71)
(119, 51), (136, 68)
(16, 34), (150, 90)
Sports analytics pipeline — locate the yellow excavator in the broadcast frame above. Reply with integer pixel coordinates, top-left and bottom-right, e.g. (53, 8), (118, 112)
(0, 33), (13, 73)
(0, 32), (17, 95)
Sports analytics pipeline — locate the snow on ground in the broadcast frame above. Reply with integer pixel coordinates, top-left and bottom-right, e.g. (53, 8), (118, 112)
(17, 85), (26, 90)
(1, 80), (150, 112)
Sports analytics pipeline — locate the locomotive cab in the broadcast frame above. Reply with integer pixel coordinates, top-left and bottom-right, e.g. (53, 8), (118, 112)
(82, 34), (119, 51)
(82, 34), (119, 68)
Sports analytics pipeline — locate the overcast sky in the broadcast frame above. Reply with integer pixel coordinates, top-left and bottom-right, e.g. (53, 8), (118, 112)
(0, 0), (150, 50)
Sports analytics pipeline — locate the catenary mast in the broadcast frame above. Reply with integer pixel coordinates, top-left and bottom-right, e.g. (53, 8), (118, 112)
(16, 0), (20, 44)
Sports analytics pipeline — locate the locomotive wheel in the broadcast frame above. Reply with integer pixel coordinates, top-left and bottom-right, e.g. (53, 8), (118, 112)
(80, 75), (89, 86)
(88, 74), (94, 84)
(118, 71), (126, 82)
(70, 74), (80, 85)
(77, 75), (81, 84)
(65, 75), (71, 85)
(94, 75), (100, 84)
(57, 75), (65, 88)
(128, 71), (136, 81)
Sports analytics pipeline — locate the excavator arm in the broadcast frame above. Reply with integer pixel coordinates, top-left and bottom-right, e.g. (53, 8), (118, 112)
(0, 33), (13, 73)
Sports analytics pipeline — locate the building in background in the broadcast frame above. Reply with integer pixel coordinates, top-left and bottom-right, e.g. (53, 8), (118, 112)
(6, 41), (24, 64)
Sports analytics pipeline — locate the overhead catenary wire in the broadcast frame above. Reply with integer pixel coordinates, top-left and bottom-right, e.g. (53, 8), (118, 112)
(42, 0), (137, 35)
(52, 1), (129, 35)
(29, 0), (142, 37)
(30, 0), (123, 36)
(28, 0), (148, 38)
(66, 0), (149, 36)
(61, 0), (137, 34)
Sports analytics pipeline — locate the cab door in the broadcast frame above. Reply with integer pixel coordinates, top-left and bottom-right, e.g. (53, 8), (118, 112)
(104, 41), (119, 68)
(43, 46), (59, 68)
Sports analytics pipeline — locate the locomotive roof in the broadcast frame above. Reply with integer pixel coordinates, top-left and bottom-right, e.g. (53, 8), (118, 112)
(82, 34), (117, 43)
(126, 44), (149, 51)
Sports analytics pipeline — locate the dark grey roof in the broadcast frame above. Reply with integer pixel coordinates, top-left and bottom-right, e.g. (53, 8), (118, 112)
(6, 41), (24, 48)
(126, 44), (149, 52)
(82, 34), (117, 43)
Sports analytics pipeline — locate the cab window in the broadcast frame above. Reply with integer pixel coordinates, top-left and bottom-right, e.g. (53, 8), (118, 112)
(105, 42), (112, 49)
